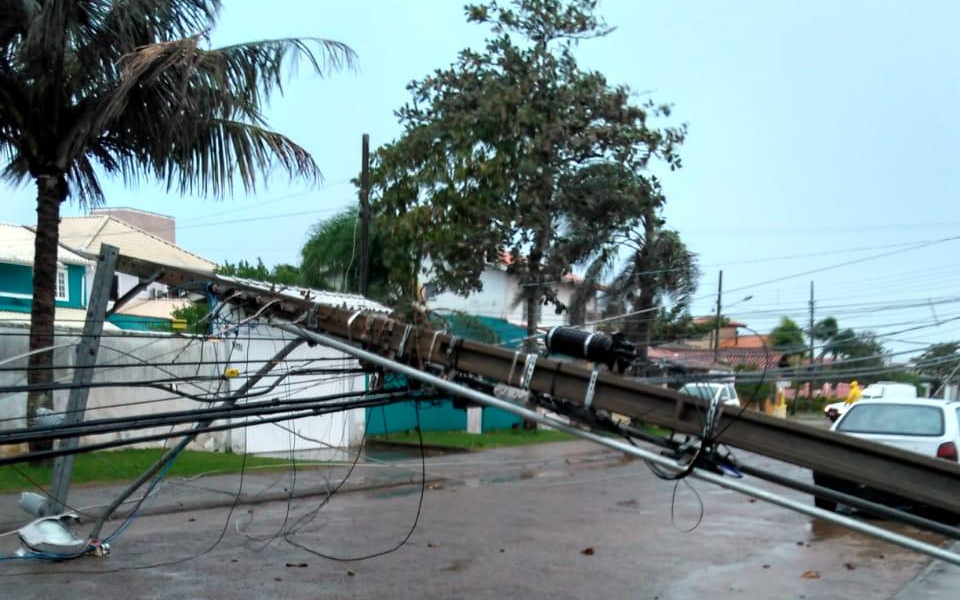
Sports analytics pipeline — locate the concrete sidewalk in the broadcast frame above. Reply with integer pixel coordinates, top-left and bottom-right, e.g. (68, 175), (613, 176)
(0, 440), (620, 533)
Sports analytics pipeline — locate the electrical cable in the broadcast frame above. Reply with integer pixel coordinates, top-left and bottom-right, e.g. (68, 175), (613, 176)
(0, 396), (401, 467)
(0, 388), (409, 449)
(281, 401), (426, 561)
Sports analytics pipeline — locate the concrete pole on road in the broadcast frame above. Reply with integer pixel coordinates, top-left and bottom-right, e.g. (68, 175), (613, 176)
(48, 244), (119, 514)
(359, 133), (371, 297)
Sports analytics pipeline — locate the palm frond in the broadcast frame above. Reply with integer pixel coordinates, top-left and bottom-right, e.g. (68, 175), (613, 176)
(69, 35), (355, 196)
(568, 248), (613, 324)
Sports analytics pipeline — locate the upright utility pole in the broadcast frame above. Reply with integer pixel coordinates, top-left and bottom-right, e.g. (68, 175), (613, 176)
(808, 281), (815, 366)
(358, 133), (371, 297)
(48, 244), (118, 514)
(713, 270), (723, 362)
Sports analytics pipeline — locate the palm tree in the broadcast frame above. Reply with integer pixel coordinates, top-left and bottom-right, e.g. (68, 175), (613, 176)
(0, 1), (354, 445)
(300, 208), (393, 302)
(812, 316), (839, 361)
(569, 194), (698, 366)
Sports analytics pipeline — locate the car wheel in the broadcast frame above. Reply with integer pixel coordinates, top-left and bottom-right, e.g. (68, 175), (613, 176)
(814, 496), (837, 512)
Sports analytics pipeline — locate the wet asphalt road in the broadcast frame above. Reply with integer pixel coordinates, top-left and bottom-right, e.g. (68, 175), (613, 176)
(0, 440), (953, 599)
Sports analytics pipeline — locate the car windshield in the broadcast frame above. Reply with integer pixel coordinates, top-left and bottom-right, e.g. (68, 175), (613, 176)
(838, 404), (945, 437)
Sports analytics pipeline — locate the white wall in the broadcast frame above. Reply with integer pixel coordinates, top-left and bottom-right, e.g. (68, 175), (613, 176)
(0, 320), (367, 458)
(222, 320), (366, 456)
(0, 325), (228, 453)
(428, 266), (595, 330)
(84, 267), (173, 307)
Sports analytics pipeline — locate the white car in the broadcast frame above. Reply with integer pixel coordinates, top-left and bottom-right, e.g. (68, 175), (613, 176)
(678, 382), (741, 408)
(823, 382), (919, 422)
(813, 398), (960, 513)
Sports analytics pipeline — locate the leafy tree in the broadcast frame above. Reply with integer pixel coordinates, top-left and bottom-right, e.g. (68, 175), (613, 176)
(217, 258), (301, 286)
(0, 1), (354, 439)
(650, 312), (722, 347)
(429, 311), (500, 345)
(913, 342), (960, 391)
(832, 329), (885, 369)
(300, 208), (392, 301)
(370, 0), (684, 347)
(171, 301), (212, 335)
(270, 264), (302, 287)
(769, 317), (805, 353)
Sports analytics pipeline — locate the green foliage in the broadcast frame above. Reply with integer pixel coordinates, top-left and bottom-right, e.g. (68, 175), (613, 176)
(813, 317), (839, 345)
(299, 208), (392, 301)
(1, 1), (353, 427)
(370, 0), (685, 339)
(370, 428), (575, 450)
(733, 364), (775, 408)
(831, 329), (885, 370)
(270, 264), (302, 286)
(0, 449), (291, 493)
(217, 258), (301, 286)
(0, 1), (355, 203)
(769, 317), (805, 353)
(913, 341), (960, 388)
(430, 311), (500, 344)
(171, 301), (212, 335)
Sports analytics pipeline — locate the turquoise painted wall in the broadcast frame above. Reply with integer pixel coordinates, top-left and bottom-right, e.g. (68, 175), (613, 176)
(364, 316), (525, 434)
(365, 400), (467, 436)
(0, 261), (173, 332)
(0, 262), (85, 309)
(107, 314), (173, 331)
(0, 264), (32, 295)
(64, 264), (85, 308)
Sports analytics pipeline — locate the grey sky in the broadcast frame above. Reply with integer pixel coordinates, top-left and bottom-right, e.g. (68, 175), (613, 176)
(4, 0), (959, 353)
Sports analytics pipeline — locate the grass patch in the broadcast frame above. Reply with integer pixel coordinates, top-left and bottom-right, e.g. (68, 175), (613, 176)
(371, 428), (577, 450)
(0, 449), (292, 494)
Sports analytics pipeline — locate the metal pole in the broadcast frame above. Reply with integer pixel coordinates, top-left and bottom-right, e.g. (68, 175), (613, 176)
(359, 133), (370, 297)
(806, 280), (815, 411)
(47, 244), (119, 514)
(272, 321), (960, 567)
(712, 270), (723, 361)
(88, 338), (304, 540)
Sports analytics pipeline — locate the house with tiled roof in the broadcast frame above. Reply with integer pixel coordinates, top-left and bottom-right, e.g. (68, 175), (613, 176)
(58, 210), (216, 330)
(0, 223), (123, 330)
(649, 343), (783, 372)
(0, 209), (216, 331)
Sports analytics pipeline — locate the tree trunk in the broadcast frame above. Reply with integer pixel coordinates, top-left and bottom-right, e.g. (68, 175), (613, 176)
(632, 200), (658, 373)
(524, 291), (540, 352)
(26, 174), (68, 454)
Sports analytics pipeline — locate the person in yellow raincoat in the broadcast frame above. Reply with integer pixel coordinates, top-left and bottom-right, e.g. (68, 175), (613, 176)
(844, 380), (862, 405)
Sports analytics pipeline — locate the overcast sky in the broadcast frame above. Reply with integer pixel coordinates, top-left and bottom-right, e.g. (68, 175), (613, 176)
(4, 0), (960, 354)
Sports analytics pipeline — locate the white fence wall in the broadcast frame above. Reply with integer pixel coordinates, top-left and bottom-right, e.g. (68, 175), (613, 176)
(0, 322), (366, 458)
(0, 325), (227, 455)
(224, 322), (366, 456)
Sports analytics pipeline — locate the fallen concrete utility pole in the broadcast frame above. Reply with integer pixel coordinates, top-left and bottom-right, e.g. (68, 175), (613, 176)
(273, 321), (960, 567)
(88, 338), (304, 541)
(111, 253), (960, 517)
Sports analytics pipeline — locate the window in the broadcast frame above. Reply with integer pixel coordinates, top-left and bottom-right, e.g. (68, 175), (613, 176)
(838, 404), (944, 437)
(55, 268), (68, 301)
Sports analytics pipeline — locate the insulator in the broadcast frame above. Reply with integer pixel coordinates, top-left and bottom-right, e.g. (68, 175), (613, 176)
(545, 326), (617, 368)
